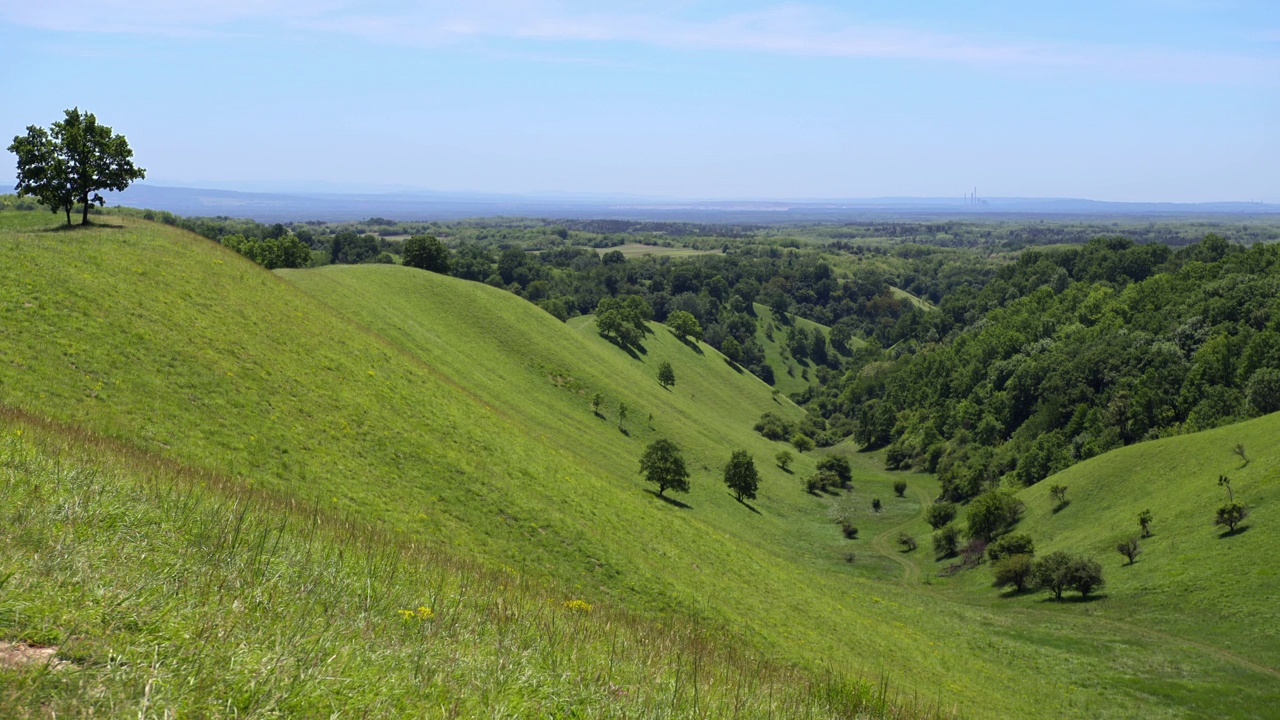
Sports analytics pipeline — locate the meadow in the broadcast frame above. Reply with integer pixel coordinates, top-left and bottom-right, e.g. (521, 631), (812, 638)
(1, 211), (1277, 717)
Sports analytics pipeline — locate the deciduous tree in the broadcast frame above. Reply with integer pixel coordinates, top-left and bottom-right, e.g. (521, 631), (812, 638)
(639, 439), (690, 497)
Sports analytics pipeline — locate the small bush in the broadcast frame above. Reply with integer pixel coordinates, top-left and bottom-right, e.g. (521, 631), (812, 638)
(1116, 537), (1141, 565)
(987, 533), (1035, 563)
(991, 554), (1035, 593)
(893, 480), (907, 497)
(897, 533), (917, 552)
(1215, 501), (1248, 533)
(791, 433), (815, 452)
(925, 501), (957, 530)
(775, 450), (793, 471)
(933, 525), (960, 559)
(871, 498), (882, 513)
(840, 522), (859, 540)
(1138, 509), (1153, 538)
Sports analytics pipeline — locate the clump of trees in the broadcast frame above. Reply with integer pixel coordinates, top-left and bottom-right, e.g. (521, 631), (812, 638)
(1032, 551), (1105, 600)
(223, 232), (311, 270)
(639, 439), (690, 497)
(9, 108), (145, 225)
(596, 296), (653, 348)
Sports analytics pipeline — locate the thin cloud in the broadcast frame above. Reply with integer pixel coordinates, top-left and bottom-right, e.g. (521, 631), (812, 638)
(6, 1), (1278, 84)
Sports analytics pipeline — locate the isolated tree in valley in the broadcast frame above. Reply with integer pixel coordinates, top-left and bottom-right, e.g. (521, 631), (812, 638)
(402, 235), (451, 273)
(723, 450), (760, 502)
(9, 108), (145, 225)
(657, 361), (676, 389)
(991, 554), (1035, 593)
(815, 456), (851, 488)
(639, 439), (690, 497)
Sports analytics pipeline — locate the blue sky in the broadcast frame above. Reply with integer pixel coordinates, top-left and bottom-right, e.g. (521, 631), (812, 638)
(2, 1), (1278, 201)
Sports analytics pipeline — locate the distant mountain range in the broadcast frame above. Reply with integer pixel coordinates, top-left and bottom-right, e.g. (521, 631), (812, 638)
(114, 184), (1280, 223)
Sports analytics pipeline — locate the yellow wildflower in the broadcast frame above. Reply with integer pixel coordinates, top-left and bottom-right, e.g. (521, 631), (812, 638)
(563, 599), (592, 613)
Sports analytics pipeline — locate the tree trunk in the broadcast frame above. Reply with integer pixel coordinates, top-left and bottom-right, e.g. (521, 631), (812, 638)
(64, 207), (71, 226)
(81, 197), (90, 225)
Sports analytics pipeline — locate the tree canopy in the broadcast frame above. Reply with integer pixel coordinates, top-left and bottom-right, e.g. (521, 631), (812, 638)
(8, 108), (145, 225)
(723, 450), (760, 502)
(639, 439), (690, 497)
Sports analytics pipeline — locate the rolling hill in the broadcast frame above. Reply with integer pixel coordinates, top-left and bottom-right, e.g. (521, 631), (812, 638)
(2, 211), (1277, 717)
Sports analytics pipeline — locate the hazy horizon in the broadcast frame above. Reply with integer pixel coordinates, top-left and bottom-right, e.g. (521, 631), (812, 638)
(5, 1), (1279, 203)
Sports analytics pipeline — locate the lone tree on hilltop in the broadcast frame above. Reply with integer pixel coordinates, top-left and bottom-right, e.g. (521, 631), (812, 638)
(9, 108), (145, 225)
(657, 361), (676, 389)
(723, 450), (760, 502)
(402, 235), (451, 273)
(639, 439), (690, 497)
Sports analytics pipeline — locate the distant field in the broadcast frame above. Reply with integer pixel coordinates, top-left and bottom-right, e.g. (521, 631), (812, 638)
(595, 243), (721, 257)
(890, 286), (933, 310)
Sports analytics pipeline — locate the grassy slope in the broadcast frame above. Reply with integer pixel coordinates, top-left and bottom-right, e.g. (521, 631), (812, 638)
(3, 212), (1274, 717)
(0, 414), (886, 719)
(983, 414), (1280, 668)
(752, 302), (858, 398)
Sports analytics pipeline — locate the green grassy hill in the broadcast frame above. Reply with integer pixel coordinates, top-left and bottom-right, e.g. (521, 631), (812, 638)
(2, 211), (1277, 717)
(752, 303), (855, 397)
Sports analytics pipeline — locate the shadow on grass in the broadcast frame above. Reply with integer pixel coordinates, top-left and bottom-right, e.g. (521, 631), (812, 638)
(618, 426), (630, 437)
(645, 489), (692, 509)
(1038, 593), (1108, 604)
(777, 466), (793, 474)
(729, 493), (762, 514)
(667, 329), (704, 355)
(723, 358), (744, 373)
(1219, 525), (1251, 538)
(1052, 501), (1072, 514)
(45, 221), (125, 232)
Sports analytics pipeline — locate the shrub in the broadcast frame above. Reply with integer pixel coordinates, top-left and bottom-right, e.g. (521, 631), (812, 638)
(987, 533), (1035, 563)
(1068, 556), (1105, 599)
(1138, 509), (1153, 538)
(754, 412), (794, 441)
(991, 554), (1035, 593)
(871, 498), (882, 513)
(893, 480), (907, 497)
(933, 525), (960, 559)
(775, 450), (793, 471)
(960, 539), (987, 566)
(924, 501), (957, 530)
(898, 533), (917, 552)
(790, 433), (815, 452)
(815, 456), (851, 487)
(1049, 484), (1069, 511)
(965, 490), (1025, 542)
(1116, 537), (1141, 565)
(1215, 501), (1248, 533)
(840, 522), (859, 539)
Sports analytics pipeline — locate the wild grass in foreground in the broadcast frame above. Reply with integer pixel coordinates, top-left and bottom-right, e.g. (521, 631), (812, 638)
(0, 416), (947, 719)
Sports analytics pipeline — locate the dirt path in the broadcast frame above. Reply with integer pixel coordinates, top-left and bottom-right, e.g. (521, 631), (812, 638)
(868, 485), (931, 585)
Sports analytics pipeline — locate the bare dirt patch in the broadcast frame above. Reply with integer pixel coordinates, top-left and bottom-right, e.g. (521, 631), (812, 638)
(0, 641), (68, 670)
